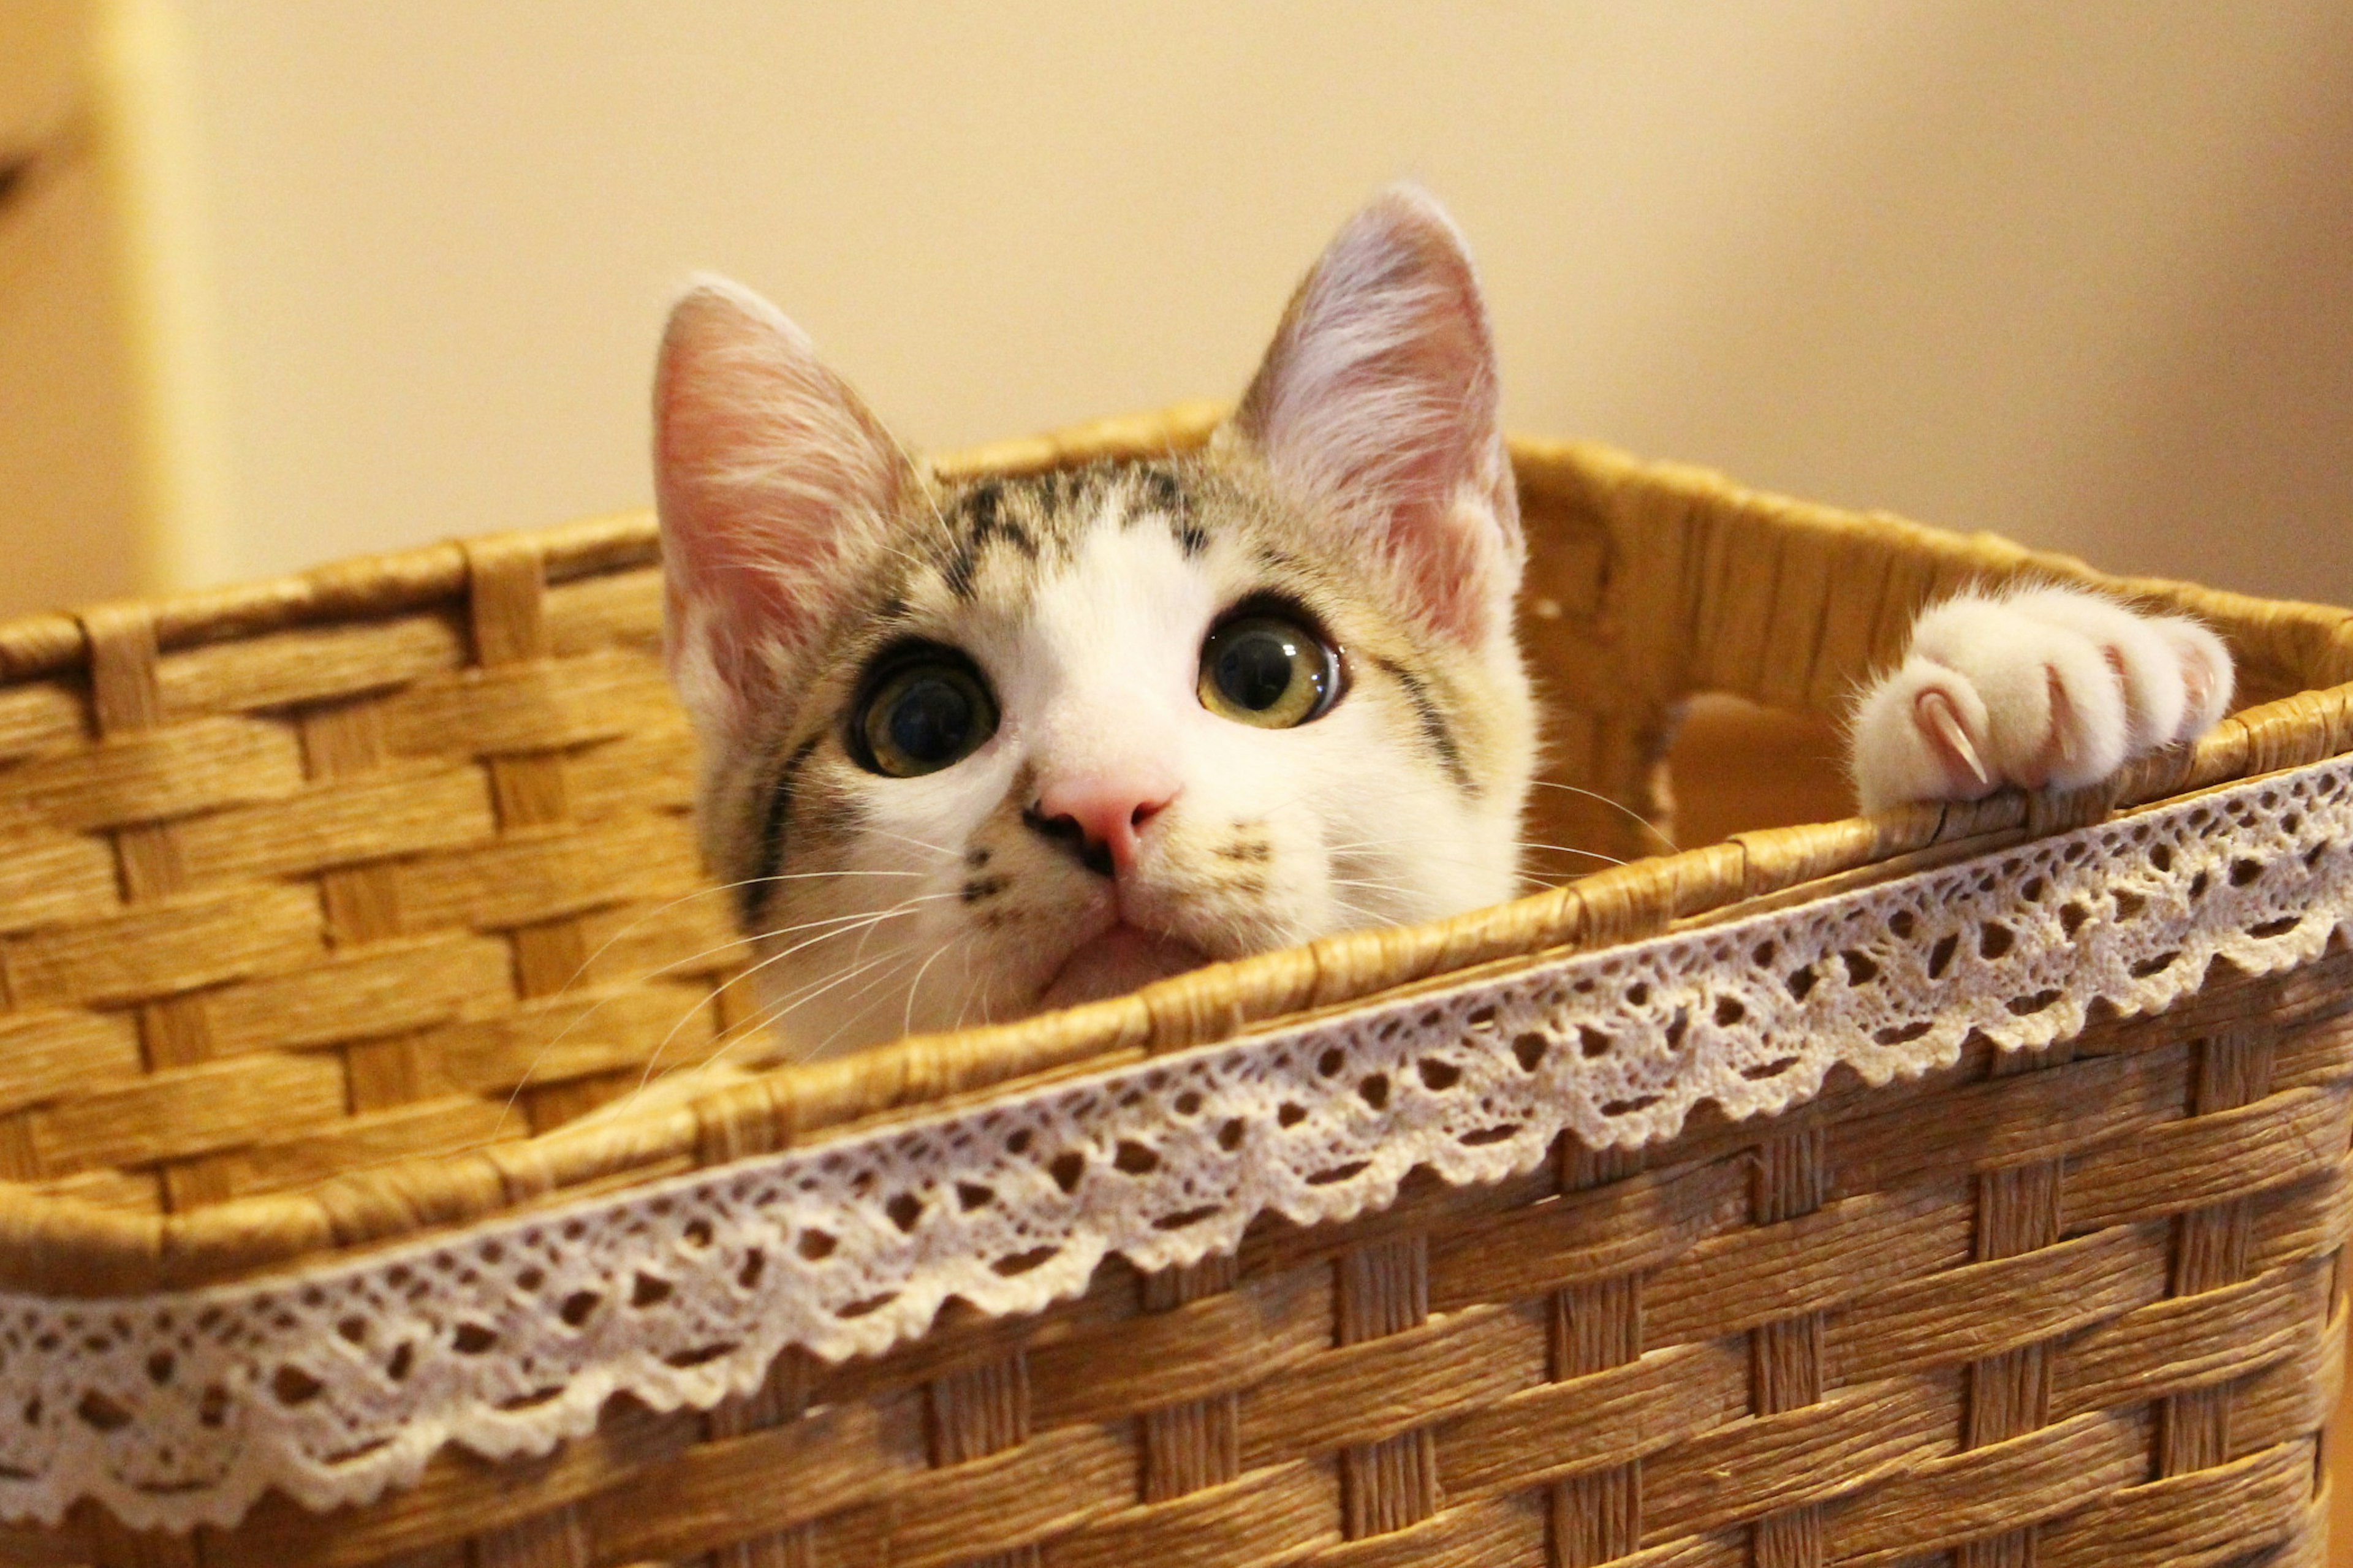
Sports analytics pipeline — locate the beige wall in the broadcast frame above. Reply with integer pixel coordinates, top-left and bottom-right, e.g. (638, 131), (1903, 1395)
(5, 2), (2350, 612)
(0, 1), (145, 611)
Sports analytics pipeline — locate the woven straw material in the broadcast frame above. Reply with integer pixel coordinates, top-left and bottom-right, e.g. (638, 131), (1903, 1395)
(0, 404), (2345, 1561)
(12, 962), (2349, 1566)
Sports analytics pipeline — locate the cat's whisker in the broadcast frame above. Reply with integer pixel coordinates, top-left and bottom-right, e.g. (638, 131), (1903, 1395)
(741, 945), (929, 1067)
(507, 866), (937, 1024)
(682, 911), (934, 1074)
(1325, 895), (1398, 929)
(663, 941), (925, 1089)
(1319, 836), (1626, 892)
(727, 950), (908, 1056)
(1524, 779), (1678, 851)
(610, 895), (942, 1110)
(797, 928), (980, 1063)
(715, 896), (939, 1008)
(486, 870), (951, 1123)
(1328, 830), (1631, 874)
(827, 882), (940, 992)
(749, 869), (931, 882)
(1322, 881), (1416, 917)
(861, 825), (964, 861)
(537, 890), (963, 1112)
(898, 929), (965, 1039)
(785, 947), (936, 1064)
(1514, 841), (1631, 866)
(950, 939), (992, 1034)
(737, 891), (963, 949)
(1320, 834), (1483, 857)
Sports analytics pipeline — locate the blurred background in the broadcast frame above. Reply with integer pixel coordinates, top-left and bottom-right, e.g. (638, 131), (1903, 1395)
(1, 1), (2347, 621)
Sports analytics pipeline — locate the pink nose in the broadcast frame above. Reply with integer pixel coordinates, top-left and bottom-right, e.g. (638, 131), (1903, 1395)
(1028, 773), (1178, 876)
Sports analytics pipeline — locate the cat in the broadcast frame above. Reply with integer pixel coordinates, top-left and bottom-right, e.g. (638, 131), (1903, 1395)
(650, 186), (2231, 1065)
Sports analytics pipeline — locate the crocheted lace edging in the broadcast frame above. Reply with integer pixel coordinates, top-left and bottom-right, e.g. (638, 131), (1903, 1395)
(5, 757), (2349, 1530)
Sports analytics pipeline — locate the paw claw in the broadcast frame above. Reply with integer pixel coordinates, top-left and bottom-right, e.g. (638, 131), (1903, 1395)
(2045, 668), (2076, 768)
(1915, 689), (1988, 788)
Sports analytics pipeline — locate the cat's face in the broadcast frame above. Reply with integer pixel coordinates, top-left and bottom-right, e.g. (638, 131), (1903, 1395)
(656, 188), (1534, 1059)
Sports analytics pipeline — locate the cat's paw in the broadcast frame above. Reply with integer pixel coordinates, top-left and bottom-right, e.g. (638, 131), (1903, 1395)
(1850, 587), (2232, 812)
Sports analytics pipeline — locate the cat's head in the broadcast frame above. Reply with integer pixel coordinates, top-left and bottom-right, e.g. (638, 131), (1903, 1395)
(654, 187), (1535, 1059)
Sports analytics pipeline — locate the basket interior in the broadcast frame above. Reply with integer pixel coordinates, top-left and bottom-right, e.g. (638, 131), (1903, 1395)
(0, 421), (2340, 1229)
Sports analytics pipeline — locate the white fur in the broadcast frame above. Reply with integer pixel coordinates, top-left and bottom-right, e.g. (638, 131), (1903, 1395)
(737, 517), (1525, 1058)
(1851, 586), (2235, 812)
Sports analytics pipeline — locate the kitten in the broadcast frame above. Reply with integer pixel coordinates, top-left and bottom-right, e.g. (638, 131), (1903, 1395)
(656, 190), (1531, 1059)
(651, 187), (2231, 1064)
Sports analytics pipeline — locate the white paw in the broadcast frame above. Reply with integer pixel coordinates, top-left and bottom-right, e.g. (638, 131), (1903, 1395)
(1850, 587), (2232, 812)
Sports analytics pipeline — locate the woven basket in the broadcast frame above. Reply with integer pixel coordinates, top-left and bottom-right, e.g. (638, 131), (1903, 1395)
(1, 406), (2349, 1567)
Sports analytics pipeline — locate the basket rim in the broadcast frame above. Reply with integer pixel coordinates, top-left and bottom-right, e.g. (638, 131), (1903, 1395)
(7, 744), (2353, 1534)
(1, 404), (2348, 1293)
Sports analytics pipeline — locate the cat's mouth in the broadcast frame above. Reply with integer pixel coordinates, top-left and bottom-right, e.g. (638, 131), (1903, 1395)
(1034, 923), (1210, 1010)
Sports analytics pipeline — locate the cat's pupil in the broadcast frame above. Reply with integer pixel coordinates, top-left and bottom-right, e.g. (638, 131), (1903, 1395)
(854, 654), (997, 777)
(1218, 631), (1300, 711)
(1198, 612), (1336, 730)
(889, 678), (972, 762)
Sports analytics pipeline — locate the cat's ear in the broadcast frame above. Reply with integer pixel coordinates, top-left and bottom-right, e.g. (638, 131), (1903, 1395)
(1234, 187), (1521, 645)
(654, 275), (914, 737)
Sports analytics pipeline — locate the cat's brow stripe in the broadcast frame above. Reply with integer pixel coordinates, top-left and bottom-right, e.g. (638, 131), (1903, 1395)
(747, 733), (825, 924)
(936, 471), (1059, 597)
(1374, 654), (1476, 795)
(1141, 466), (1184, 513)
(942, 478), (1047, 599)
(1124, 466), (1209, 556)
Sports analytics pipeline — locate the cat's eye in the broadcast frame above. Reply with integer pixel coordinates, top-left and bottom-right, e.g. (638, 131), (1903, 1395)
(1199, 612), (1340, 729)
(852, 656), (999, 778)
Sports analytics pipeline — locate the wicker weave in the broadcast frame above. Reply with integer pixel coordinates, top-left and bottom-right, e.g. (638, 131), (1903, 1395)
(0, 406), (2347, 1563)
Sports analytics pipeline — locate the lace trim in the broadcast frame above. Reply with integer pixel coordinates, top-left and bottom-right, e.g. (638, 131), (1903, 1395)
(4, 759), (2349, 1530)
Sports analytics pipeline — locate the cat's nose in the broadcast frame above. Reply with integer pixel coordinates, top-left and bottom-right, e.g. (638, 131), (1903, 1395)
(1025, 774), (1177, 877)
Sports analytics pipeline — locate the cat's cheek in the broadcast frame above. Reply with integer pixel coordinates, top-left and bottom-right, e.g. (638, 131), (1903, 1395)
(966, 869), (1126, 1010)
(1165, 765), (1347, 953)
(1299, 703), (1490, 928)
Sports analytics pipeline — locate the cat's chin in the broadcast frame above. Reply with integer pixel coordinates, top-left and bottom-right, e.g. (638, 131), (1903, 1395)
(1034, 925), (1210, 1011)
